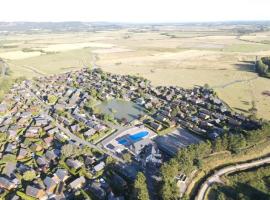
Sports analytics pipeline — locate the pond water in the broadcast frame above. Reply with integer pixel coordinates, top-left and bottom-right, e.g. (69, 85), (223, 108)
(95, 99), (145, 122)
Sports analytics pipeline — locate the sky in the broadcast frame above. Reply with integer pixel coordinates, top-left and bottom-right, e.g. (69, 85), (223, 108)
(1, 0), (270, 23)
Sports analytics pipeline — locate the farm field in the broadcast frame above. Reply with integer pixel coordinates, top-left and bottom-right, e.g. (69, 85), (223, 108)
(1, 24), (270, 119)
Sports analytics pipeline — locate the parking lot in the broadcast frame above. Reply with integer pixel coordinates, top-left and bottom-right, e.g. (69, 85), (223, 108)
(155, 127), (202, 156)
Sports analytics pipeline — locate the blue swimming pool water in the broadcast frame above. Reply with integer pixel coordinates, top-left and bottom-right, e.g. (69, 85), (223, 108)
(129, 131), (149, 141)
(118, 131), (149, 145)
(118, 138), (128, 145)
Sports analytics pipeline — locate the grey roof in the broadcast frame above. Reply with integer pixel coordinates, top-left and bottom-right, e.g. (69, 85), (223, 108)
(70, 176), (86, 189)
(54, 169), (69, 181)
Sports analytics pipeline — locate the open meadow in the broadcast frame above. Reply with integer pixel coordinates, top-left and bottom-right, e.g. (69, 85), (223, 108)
(1, 23), (270, 119)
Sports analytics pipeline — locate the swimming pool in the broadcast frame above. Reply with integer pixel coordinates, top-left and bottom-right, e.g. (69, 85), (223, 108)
(129, 131), (149, 141)
(118, 131), (149, 145)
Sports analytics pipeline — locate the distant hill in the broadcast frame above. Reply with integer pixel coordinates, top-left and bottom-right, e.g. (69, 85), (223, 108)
(0, 21), (124, 32)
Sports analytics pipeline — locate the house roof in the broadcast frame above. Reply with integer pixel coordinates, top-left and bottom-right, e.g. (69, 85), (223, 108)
(54, 169), (69, 182)
(26, 186), (45, 198)
(70, 176), (86, 189)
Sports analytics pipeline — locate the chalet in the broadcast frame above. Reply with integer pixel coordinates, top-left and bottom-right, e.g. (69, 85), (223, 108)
(149, 121), (162, 131)
(25, 127), (39, 138)
(47, 127), (59, 135)
(30, 143), (43, 152)
(36, 156), (49, 167)
(84, 156), (95, 166)
(66, 159), (83, 170)
(83, 128), (96, 137)
(93, 161), (105, 172)
(43, 136), (54, 148)
(17, 117), (29, 127)
(7, 127), (18, 140)
(129, 138), (153, 155)
(26, 186), (46, 199)
(154, 114), (167, 123)
(5, 143), (15, 153)
(136, 98), (145, 105)
(0, 177), (16, 190)
(54, 169), (69, 182)
(45, 150), (58, 162)
(20, 112), (31, 119)
(44, 177), (57, 193)
(17, 148), (28, 160)
(70, 124), (79, 133)
(70, 176), (86, 190)
(199, 112), (210, 120)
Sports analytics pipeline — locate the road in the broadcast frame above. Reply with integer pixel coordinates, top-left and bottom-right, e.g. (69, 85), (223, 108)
(195, 156), (270, 200)
(25, 85), (125, 163)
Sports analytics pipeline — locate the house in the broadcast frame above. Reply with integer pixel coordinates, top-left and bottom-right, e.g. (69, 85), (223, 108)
(25, 127), (39, 138)
(154, 114), (167, 122)
(93, 161), (105, 172)
(66, 159), (83, 170)
(54, 169), (69, 182)
(70, 176), (86, 190)
(44, 177), (57, 193)
(36, 156), (49, 167)
(136, 98), (145, 105)
(83, 129), (96, 137)
(26, 186), (46, 199)
(17, 148), (28, 160)
(149, 121), (162, 131)
(43, 136), (54, 148)
(7, 127), (17, 140)
(45, 150), (58, 162)
(0, 177), (16, 190)
(30, 143), (43, 152)
(129, 138), (153, 155)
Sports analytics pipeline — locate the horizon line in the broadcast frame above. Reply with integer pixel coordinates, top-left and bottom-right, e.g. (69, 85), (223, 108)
(1, 20), (270, 24)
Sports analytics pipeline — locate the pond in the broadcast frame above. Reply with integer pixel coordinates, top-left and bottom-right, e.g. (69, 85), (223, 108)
(95, 99), (145, 122)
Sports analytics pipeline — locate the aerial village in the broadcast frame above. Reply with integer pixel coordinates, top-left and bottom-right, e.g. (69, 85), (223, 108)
(0, 68), (261, 200)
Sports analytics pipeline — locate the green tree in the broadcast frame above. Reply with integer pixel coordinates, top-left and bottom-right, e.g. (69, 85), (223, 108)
(134, 172), (150, 200)
(23, 170), (36, 181)
(122, 153), (132, 163)
(61, 144), (77, 158)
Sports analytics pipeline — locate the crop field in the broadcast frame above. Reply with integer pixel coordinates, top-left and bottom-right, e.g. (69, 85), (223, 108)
(0, 24), (270, 119)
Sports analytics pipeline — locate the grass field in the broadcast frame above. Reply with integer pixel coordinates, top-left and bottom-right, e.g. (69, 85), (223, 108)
(1, 25), (270, 119)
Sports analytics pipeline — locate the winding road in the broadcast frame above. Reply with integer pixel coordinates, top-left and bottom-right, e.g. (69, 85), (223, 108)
(195, 156), (270, 200)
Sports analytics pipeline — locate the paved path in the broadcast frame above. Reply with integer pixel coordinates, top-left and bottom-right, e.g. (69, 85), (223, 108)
(196, 156), (270, 200)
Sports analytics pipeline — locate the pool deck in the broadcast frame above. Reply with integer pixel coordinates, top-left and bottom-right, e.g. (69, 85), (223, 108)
(103, 126), (157, 153)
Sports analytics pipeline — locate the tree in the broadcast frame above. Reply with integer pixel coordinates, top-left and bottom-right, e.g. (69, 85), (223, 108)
(105, 156), (116, 166)
(160, 160), (179, 200)
(23, 170), (36, 181)
(61, 144), (77, 158)
(217, 192), (226, 200)
(122, 153), (132, 163)
(134, 172), (150, 200)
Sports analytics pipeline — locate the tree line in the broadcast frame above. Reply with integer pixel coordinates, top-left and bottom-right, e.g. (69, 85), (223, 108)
(160, 123), (270, 200)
